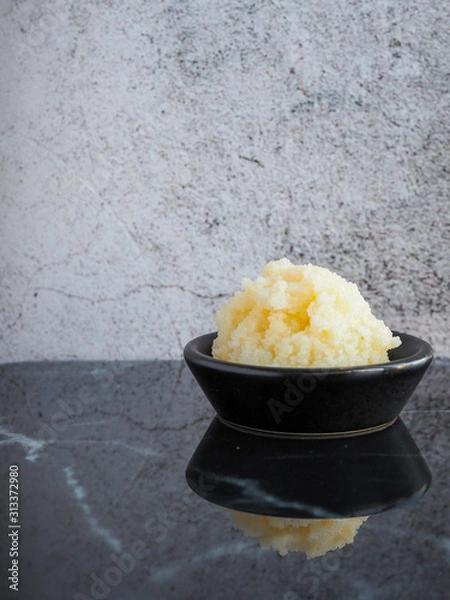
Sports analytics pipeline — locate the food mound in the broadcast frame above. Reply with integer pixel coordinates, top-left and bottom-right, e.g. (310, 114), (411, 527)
(212, 258), (400, 558)
(212, 258), (400, 368)
(229, 510), (368, 559)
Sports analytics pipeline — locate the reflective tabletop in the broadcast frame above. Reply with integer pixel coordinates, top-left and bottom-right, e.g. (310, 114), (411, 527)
(0, 359), (449, 600)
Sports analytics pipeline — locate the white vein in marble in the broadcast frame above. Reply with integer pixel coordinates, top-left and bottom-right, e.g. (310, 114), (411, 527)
(0, 422), (47, 462)
(63, 465), (122, 553)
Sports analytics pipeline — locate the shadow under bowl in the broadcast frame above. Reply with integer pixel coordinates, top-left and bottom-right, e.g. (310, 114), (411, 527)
(184, 331), (433, 436)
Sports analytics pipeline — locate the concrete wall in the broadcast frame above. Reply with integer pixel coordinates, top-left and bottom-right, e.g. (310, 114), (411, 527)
(1, 0), (449, 362)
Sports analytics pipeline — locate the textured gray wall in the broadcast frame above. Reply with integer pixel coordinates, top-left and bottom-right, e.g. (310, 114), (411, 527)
(1, 0), (449, 361)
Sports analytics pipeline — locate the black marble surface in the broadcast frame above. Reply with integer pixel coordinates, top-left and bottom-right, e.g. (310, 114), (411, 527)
(0, 359), (449, 600)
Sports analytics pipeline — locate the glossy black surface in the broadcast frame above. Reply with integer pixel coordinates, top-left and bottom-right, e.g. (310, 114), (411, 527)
(184, 331), (433, 434)
(186, 416), (432, 519)
(0, 359), (448, 599)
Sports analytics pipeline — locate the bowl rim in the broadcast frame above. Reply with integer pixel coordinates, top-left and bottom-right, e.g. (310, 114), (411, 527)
(184, 331), (434, 375)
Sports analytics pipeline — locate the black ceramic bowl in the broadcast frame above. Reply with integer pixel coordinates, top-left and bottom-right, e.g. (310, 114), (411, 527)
(184, 331), (433, 436)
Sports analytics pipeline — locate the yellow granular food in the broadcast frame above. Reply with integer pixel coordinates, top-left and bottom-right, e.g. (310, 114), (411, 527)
(228, 510), (368, 559)
(212, 258), (400, 368)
